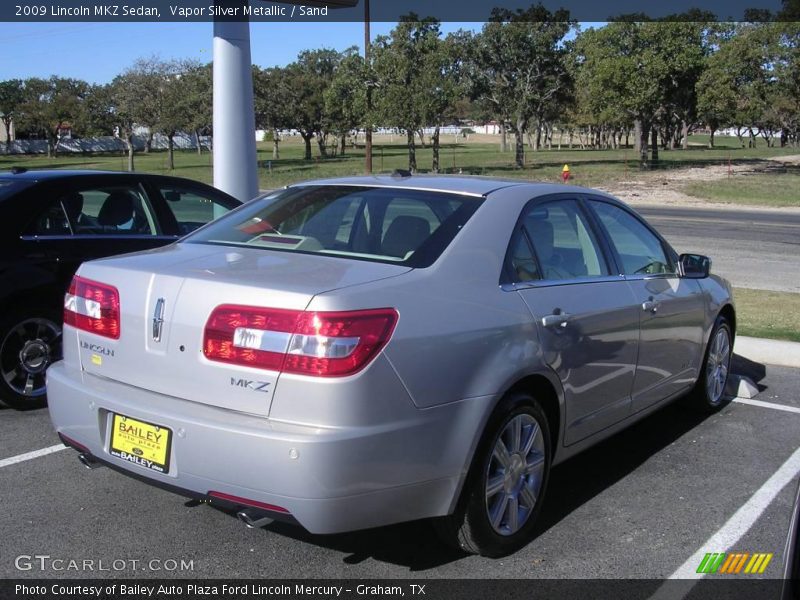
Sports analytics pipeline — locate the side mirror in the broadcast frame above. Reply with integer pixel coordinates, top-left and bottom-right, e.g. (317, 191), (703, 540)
(164, 191), (181, 202)
(680, 253), (711, 279)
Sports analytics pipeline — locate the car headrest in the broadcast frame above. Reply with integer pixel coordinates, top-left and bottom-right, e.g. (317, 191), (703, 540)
(382, 215), (431, 259)
(97, 191), (135, 227)
(61, 192), (84, 221)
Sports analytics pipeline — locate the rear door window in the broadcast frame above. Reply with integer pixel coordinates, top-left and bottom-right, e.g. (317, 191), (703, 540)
(519, 199), (609, 281)
(25, 185), (162, 237)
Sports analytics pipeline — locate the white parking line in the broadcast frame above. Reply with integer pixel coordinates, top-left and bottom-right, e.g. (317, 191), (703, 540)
(0, 444), (67, 469)
(733, 397), (800, 415)
(649, 446), (800, 599)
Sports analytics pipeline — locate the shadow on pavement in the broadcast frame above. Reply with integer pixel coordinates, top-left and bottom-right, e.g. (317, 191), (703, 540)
(534, 401), (710, 537)
(732, 353), (768, 391)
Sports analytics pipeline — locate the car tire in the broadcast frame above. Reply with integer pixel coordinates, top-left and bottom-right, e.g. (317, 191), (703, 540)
(435, 391), (552, 557)
(0, 307), (62, 410)
(691, 315), (733, 412)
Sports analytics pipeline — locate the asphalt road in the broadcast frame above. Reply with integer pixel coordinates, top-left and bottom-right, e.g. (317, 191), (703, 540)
(637, 206), (800, 293)
(1, 360), (798, 581)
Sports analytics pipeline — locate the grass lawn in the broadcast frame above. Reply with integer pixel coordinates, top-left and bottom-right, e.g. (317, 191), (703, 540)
(733, 287), (800, 343)
(682, 172), (800, 208)
(1, 135), (797, 193)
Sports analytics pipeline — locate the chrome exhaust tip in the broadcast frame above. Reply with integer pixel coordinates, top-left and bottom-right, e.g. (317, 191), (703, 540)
(237, 509), (274, 529)
(78, 453), (102, 470)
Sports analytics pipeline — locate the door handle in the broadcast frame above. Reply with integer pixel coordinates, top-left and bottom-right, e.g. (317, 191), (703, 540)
(542, 311), (571, 328)
(642, 298), (659, 313)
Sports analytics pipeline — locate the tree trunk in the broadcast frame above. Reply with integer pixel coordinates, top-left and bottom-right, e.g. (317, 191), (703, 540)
(144, 131), (153, 154)
(406, 129), (417, 172)
(301, 133), (312, 160)
(650, 128), (659, 164)
(500, 122), (508, 153)
(431, 126), (440, 173)
(708, 128), (715, 149)
(2, 118), (11, 153)
(167, 134), (175, 170)
(272, 130), (280, 160)
(195, 130), (203, 155)
(316, 134), (328, 158)
(663, 125), (672, 150)
(126, 134), (135, 172)
(340, 134), (346, 156)
(417, 130), (426, 148)
(514, 124), (525, 169)
(635, 120), (648, 169)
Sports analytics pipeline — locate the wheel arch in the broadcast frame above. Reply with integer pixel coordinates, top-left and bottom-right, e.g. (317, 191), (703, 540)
(0, 286), (65, 322)
(505, 373), (562, 458)
(719, 303), (736, 340)
(447, 369), (564, 515)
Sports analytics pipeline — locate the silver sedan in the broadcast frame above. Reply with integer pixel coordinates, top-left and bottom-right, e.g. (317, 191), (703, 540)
(47, 176), (734, 557)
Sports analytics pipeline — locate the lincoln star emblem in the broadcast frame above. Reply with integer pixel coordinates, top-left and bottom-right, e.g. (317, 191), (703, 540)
(152, 298), (166, 342)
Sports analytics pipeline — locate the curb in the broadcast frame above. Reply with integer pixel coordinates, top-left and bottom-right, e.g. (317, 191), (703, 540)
(734, 336), (800, 369)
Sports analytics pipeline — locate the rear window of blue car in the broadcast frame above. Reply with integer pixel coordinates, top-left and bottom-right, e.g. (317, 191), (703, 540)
(184, 185), (484, 268)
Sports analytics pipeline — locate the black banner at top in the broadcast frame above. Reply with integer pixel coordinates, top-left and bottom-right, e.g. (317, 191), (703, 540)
(0, 0), (789, 23)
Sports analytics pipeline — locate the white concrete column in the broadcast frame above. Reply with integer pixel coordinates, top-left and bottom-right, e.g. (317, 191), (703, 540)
(213, 0), (259, 202)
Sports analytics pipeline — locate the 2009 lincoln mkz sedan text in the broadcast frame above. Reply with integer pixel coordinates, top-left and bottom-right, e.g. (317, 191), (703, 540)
(47, 176), (734, 557)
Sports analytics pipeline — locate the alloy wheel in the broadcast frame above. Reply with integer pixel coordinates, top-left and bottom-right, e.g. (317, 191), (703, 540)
(485, 413), (546, 536)
(705, 327), (731, 405)
(1, 318), (62, 399)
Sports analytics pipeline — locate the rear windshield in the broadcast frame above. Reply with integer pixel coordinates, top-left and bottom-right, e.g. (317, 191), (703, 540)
(184, 185), (484, 268)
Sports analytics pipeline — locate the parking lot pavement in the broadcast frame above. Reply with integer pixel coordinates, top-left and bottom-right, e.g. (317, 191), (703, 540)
(1, 363), (798, 581)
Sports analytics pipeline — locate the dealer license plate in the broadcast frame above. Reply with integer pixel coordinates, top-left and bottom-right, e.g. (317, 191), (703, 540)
(109, 413), (172, 473)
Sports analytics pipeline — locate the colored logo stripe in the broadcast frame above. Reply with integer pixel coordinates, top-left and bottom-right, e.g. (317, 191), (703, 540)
(744, 553), (773, 574)
(696, 552), (773, 574)
(697, 553), (727, 573)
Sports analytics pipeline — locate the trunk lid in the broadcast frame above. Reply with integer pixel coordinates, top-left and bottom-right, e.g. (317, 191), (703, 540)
(73, 242), (410, 416)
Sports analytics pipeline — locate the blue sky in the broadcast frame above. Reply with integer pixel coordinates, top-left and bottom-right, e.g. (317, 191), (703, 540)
(2, 21), (483, 83)
(3, 21), (598, 84)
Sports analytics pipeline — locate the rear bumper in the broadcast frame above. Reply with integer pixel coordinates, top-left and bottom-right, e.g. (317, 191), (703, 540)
(47, 362), (487, 534)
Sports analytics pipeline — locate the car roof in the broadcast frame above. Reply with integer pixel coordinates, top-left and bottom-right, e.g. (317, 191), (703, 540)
(290, 174), (617, 200)
(0, 169), (131, 181)
(0, 169), (197, 183)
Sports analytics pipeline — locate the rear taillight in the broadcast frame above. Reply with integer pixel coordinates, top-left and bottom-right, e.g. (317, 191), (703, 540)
(63, 276), (121, 340)
(203, 305), (398, 377)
